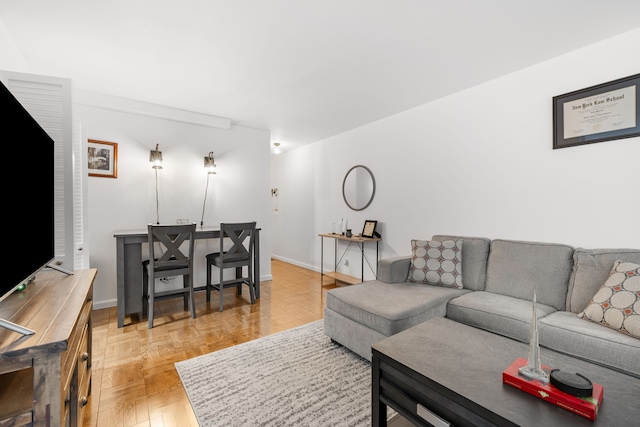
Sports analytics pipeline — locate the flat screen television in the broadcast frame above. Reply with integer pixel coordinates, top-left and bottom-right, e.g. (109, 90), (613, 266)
(0, 81), (55, 335)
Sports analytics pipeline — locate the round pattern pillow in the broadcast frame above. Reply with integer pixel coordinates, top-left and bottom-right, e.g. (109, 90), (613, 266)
(407, 239), (463, 288)
(578, 260), (640, 338)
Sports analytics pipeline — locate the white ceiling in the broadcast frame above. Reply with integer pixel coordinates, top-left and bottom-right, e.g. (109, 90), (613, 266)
(2, 0), (640, 153)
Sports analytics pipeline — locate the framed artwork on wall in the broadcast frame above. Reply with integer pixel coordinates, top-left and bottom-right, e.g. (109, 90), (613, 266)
(553, 73), (640, 149)
(88, 139), (118, 178)
(362, 220), (378, 238)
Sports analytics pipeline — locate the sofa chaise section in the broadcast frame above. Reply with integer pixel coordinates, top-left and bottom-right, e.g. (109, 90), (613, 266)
(324, 235), (490, 361)
(325, 281), (469, 360)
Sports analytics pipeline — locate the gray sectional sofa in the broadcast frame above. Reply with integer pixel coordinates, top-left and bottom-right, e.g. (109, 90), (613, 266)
(323, 235), (640, 379)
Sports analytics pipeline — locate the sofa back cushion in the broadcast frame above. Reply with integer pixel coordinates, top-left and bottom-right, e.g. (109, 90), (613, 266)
(566, 248), (640, 313)
(431, 235), (491, 291)
(485, 239), (574, 310)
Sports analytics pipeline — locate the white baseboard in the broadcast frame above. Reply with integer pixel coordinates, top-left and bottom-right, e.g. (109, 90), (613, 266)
(93, 298), (117, 310)
(271, 255), (319, 273)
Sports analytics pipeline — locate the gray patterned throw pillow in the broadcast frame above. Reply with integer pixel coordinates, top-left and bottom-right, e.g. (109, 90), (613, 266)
(578, 260), (640, 339)
(407, 239), (463, 288)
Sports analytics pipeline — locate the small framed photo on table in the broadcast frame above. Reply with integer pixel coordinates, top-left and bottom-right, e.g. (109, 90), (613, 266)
(362, 220), (378, 238)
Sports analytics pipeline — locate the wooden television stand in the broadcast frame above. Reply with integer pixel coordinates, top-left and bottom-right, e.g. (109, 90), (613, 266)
(0, 268), (97, 427)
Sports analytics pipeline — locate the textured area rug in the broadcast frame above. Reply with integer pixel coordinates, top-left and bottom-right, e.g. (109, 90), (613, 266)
(175, 320), (391, 426)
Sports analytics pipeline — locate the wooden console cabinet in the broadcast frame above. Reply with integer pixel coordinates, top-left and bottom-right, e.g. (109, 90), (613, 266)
(0, 269), (96, 427)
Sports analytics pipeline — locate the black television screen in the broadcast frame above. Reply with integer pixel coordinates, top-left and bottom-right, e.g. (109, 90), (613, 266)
(0, 81), (55, 309)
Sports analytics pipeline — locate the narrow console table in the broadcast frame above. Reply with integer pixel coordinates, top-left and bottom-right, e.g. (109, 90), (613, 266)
(0, 268), (97, 427)
(319, 233), (381, 285)
(372, 317), (640, 426)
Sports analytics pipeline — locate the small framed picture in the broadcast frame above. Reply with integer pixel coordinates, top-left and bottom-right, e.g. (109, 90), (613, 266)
(362, 220), (378, 238)
(88, 139), (118, 178)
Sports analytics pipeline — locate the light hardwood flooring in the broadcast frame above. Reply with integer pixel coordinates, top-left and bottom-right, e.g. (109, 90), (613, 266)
(85, 259), (341, 427)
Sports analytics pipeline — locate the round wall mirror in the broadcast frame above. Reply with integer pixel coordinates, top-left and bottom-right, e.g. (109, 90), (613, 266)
(342, 165), (375, 211)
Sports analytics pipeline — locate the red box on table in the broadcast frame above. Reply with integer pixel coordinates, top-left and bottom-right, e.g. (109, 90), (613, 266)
(502, 357), (603, 421)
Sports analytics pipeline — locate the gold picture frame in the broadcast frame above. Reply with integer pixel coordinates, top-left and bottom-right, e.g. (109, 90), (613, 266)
(88, 139), (118, 178)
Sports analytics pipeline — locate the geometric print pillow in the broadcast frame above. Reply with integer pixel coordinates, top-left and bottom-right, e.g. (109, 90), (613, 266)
(578, 260), (640, 339)
(407, 239), (463, 289)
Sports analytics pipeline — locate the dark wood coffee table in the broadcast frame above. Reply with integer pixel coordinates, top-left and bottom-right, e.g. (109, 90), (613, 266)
(372, 317), (640, 427)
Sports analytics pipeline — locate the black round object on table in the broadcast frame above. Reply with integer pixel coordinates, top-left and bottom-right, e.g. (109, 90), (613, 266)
(550, 369), (593, 397)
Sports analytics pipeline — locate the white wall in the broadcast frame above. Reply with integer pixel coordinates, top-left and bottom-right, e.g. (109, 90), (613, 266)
(0, 20), (29, 71)
(271, 147), (318, 267)
(76, 94), (272, 308)
(271, 28), (640, 279)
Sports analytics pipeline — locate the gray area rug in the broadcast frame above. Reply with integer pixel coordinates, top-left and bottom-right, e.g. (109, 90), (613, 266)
(175, 320), (392, 426)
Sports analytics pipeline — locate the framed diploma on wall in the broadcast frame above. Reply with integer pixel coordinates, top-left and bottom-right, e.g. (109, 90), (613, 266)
(553, 73), (640, 149)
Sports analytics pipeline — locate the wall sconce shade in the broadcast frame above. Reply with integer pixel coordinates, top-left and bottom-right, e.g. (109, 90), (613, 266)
(204, 151), (217, 174)
(150, 144), (163, 169)
(273, 142), (282, 155)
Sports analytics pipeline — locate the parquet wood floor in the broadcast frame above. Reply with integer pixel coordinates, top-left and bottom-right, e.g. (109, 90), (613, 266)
(84, 259), (341, 427)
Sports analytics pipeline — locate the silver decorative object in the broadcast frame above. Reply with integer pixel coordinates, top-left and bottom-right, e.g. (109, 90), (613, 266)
(518, 292), (550, 383)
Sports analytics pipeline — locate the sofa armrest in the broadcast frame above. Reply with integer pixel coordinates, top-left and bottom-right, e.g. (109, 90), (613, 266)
(377, 256), (411, 283)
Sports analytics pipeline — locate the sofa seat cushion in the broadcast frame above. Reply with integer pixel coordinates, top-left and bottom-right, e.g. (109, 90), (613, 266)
(325, 280), (469, 337)
(539, 311), (640, 378)
(485, 239), (574, 310)
(446, 291), (556, 342)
